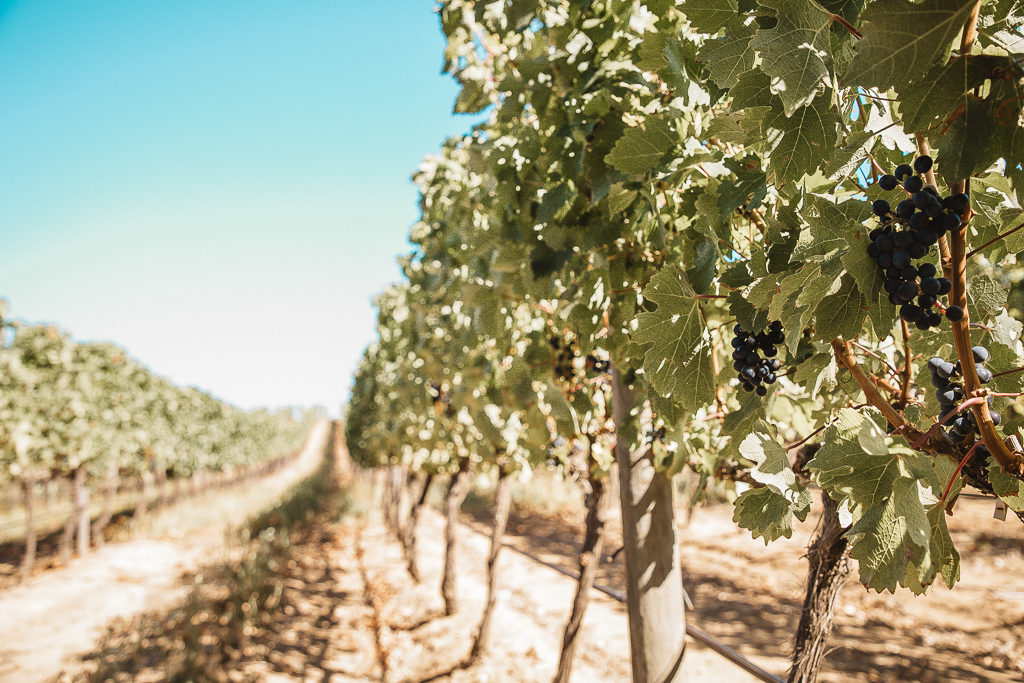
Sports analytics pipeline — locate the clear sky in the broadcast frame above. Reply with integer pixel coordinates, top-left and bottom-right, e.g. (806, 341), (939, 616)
(0, 1), (481, 413)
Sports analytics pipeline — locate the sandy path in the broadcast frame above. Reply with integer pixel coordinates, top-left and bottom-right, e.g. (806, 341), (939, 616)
(0, 419), (329, 683)
(358, 507), (769, 682)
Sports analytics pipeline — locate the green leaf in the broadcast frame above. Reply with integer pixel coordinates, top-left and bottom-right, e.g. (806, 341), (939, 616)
(605, 118), (676, 175)
(896, 55), (1007, 133)
(814, 275), (866, 342)
(809, 413), (900, 508)
(635, 269), (714, 409)
(751, 0), (833, 116)
(847, 476), (931, 592)
(965, 272), (1007, 320)
(740, 431), (811, 505)
(762, 100), (839, 184)
(989, 460), (1024, 512)
(684, 0), (743, 33)
(843, 0), (978, 90)
(701, 28), (757, 89)
(937, 97), (997, 182)
(733, 486), (803, 542)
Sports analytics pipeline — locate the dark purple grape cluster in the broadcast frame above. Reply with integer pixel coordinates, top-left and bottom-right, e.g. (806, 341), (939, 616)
(928, 345), (998, 440)
(731, 321), (783, 397)
(550, 336), (580, 381)
(866, 155), (968, 329)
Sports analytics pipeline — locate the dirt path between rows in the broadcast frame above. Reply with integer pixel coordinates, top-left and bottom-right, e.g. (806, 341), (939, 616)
(348, 507), (765, 682)
(0, 419), (330, 683)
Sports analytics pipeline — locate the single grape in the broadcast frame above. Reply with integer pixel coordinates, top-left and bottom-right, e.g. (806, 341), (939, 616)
(938, 387), (957, 403)
(900, 303), (922, 322)
(895, 163), (913, 181)
(942, 213), (961, 232)
(913, 155), (933, 173)
(872, 199), (891, 216)
(893, 231), (914, 249)
(875, 234), (895, 252)
(733, 324), (745, 335)
(936, 362), (955, 379)
(892, 251), (911, 268)
(878, 174), (898, 191)
(918, 293), (937, 308)
(946, 305), (964, 321)
(990, 410), (1001, 425)
(904, 176), (924, 193)
(946, 193), (969, 213)
(976, 367), (993, 383)
(918, 263), (937, 278)
(742, 382), (755, 392)
(897, 281), (918, 301)
(909, 212), (931, 231)
(755, 385), (767, 396)
(908, 242), (927, 258)
(972, 345), (988, 363)
(920, 278), (940, 295)
(896, 200), (915, 219)
(928, 357), (944, 369)
(927, 311), (942, 326)
(937, 278), (952, 295)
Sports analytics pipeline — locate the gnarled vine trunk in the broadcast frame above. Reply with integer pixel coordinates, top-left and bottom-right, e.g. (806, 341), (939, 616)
(74, 466), (90, 557)
(469, 468), (512, 662)
(134, 471), (151, 524)
(788, 492), (851, 683)
(611, 365), (686, 683)
(441, 456), (472, 615)
(553, 467), (608, 683)
(401, 472), (435, 582)
(20, 476), (37, 581)
(92, 462), (118, 548)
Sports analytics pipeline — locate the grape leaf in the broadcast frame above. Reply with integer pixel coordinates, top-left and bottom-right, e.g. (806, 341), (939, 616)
(750, 0), (833, 116)
(605, 118), (676, 175)
(635, 269), (714, 408)
(843, 0), (978, 90)
(814, 275), (866, 342)
(739, 431), (812, 508)
(937, 97), (996, 183)
(896, 55), (1007, 133)
(684, 0), (744, 33)
(989, 460), (1024, 512)
(809, 416), (901, 508)
(847, 477), (931, 593)
(733, 486), (805, 542)
(965, 272), (1007, 320)
(762, 100), (839, 184)
(701, 29), (756, 89)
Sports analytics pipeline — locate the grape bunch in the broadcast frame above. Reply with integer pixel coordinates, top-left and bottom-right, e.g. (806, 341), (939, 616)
(866, 155), (968, 329)
(731, 321), (784, 396)
(550, 335), (580, 382)
(585, 353), (610, 375)
(928, 345), (999, 441)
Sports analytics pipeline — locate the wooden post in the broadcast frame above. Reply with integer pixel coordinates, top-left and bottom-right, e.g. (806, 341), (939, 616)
(611, 366), (686, 683)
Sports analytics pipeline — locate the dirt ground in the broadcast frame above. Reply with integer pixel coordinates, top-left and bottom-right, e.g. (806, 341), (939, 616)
(473, 491), (1024, 683)
(4, 450), (1022, 682)
(0, 420), (329, 683)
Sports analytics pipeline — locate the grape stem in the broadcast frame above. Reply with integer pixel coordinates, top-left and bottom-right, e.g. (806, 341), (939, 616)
(966, 219), (1024, 259)
(914, 134), (1024, 476)
(827, 12), (863, 39)
(940, 440), (982, 507)
(831, 339), (926, 442)
(909, 396), (987, 450)
(897, 320), (913, 409)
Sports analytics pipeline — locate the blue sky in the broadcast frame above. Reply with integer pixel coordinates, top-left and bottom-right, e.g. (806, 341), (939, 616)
(0, 1), (482, 412)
